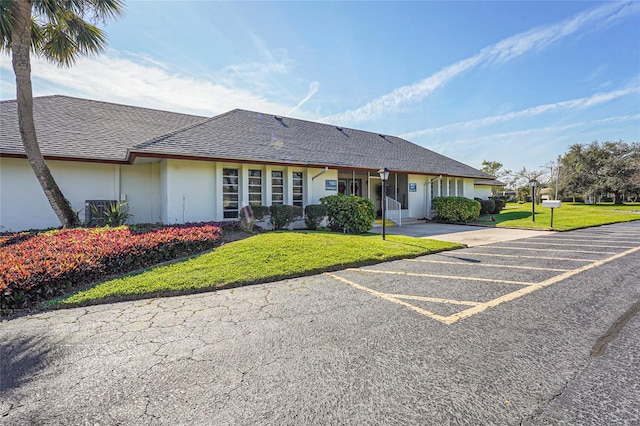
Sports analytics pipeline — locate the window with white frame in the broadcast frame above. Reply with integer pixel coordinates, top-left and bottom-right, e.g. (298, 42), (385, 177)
(248, 169), (263, 206)
(272, 171), (284, 205)
(440, 179), (445, 197)
(449, 179), (455, 196)
(292, 172), (304, 207)
(457, 179), (464, 197)
(223, 168), (239, 218)
(430, 179), (436, 200)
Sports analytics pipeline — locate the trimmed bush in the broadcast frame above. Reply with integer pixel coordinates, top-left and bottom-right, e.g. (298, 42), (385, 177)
(492, 198), (505, 214)
(304, 204), (327, 230)
(320, 195), (375, 234)
(270, 204), (303, 230)
(479, 199), (495, 215)
(0, 223), (223, 311)
(432, 196), (481, 222)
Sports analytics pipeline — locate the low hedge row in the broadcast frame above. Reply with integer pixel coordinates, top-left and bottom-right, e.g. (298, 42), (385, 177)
(432, 196), (481, 222)
(0, 223), (224, 311)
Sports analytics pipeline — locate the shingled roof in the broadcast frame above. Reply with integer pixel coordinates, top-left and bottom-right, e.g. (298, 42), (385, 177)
(0, 95), (206, 161)
(1, 95), (492, 179)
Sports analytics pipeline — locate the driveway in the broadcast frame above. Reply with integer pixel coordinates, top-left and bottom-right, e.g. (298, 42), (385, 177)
(1, 222), (639, 425)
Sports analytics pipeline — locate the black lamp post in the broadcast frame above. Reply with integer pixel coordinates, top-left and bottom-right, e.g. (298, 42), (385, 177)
(378, 168), (390, 240)
(529, 179), (538, 222)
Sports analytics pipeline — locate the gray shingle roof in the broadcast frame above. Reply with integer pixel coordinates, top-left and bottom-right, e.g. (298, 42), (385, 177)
(134, 109), (492, 179)
(0, 95), (206, 161)
(1, 96), (492, 179)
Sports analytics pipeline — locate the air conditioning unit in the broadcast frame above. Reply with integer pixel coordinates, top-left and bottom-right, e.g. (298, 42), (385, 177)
(85, 200), (117, 226)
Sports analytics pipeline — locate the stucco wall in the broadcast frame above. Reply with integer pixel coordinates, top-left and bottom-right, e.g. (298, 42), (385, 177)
(1, 157), (162, 231)
(474, 185), (492, 200)
(162, 159), (216, 224)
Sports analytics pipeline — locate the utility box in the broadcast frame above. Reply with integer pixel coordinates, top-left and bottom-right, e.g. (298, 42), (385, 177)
(542, 200), (562, 208)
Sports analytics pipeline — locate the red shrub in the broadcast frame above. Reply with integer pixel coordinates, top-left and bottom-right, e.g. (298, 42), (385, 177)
(0, 224), (222, 310)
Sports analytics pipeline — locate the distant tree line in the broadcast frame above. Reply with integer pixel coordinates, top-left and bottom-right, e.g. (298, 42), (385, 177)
(482, 140), (640, 204)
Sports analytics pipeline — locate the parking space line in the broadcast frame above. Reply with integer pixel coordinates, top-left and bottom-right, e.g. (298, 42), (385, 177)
(444, 252), (593, 262)
(448, 244), (640, 324)
(488, 246), (618, 254)
(533, 237), (640, 244)
(386, 294), (480, 306)
(325, 273), (453, 324)
(504, 241), (633, 249)
(347, 268), (535, 286)
(406, 259), (570, 272)
(327, 242), (640, 326)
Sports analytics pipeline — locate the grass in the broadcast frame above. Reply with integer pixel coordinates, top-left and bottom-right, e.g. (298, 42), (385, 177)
(477, 202), (640, 231)
(45, 231), (462, 308)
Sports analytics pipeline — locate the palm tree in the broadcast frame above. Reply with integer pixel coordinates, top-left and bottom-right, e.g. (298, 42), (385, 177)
(0, 0), (124, 227)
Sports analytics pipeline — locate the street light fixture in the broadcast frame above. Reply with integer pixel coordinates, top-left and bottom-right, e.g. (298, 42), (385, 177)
(378, 168), (390, 240)
(529, 178), (538, 222)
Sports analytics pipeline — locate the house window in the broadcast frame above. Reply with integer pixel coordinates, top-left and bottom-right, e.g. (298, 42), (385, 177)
(430, 180), (436, 200)
(457, 179), (464, 197)
(272, 171), (284, 205)
(223, 168), (239, 218)
(449, 179), (455, 196)
(440, 179), (445, 197)
(292, 172), (304, 207)
(248, 169), (263, 206)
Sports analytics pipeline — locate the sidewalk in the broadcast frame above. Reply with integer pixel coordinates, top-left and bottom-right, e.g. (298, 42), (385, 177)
(370, 222), (555, 247)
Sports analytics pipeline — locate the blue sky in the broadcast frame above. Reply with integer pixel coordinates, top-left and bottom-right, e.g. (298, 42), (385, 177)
(1, 1), (638, 174)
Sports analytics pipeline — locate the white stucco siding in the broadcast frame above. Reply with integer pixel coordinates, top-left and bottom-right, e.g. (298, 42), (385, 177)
(120, 162), (161, 224)
(474, 185), (492, 200)
(310, 168), (338, 204)
(162, 159), (216, 224)
(0, 158), (117, 231)
(407, 174), (428, 219)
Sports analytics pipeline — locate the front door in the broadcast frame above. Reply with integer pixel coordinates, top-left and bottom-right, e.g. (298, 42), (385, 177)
(338, 179), (361, 196)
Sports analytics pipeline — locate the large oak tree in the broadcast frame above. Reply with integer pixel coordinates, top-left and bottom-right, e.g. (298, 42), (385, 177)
(1, 0), (123, 227)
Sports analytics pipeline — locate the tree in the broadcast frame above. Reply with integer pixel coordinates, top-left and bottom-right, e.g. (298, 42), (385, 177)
(1, 0), (124, 227)
(559, 141), (640, 204)
(480, 160), (510, 195)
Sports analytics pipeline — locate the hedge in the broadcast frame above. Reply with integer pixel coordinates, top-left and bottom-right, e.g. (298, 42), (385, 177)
(0, 223), (223, 311)
(320, 195), (375, 234)
(304, 204), (327, 230)
(270, 204), (303, 230)
(432, 197), (481, 222)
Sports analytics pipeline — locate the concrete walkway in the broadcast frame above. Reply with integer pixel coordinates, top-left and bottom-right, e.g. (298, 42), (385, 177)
(370, 221), (555, 246)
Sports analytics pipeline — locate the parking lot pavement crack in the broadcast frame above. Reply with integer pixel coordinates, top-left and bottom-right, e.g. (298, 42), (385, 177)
(590, 299), (640, 358)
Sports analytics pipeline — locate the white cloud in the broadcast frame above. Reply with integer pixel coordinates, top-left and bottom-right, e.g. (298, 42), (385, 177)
(288, 81), (320, 115)
(400, 86), (640, 139)
(0, 51), (305, 118)
(323, 1), (640, 125)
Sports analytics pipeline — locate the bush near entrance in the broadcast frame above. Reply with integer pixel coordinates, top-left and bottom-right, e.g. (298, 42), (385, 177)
(433, 196), (481, 222)
(320, 194), (376, 234)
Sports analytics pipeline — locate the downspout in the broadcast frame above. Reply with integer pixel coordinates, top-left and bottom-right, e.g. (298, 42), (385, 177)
(312, 166), (329, 180)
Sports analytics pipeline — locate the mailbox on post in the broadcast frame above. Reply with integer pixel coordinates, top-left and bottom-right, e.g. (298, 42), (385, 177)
(542, 200), (561, 228)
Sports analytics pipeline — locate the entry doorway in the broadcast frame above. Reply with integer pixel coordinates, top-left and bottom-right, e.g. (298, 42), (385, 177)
(338, 179), (362, 196)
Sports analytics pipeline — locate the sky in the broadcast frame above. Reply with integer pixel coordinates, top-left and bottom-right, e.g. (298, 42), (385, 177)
(1, 1), (639, 174)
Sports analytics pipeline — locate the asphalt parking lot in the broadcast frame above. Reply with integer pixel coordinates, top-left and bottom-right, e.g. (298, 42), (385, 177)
(1, 221), (639, 425)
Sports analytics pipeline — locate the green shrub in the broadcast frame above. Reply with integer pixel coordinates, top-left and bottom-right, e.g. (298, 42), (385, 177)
(239, 205), (270, 221)
(320, 195), (375, 234)
(304, 204), (327, 230)
(270, 204), (303, 230)
(493, 198), (505, 214)
(432, 197), (481, 222)
(479, 199), (495, 215)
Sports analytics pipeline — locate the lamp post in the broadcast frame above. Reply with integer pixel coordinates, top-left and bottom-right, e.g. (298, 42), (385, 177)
(378, 168), (390, 240)
(529, 178), (538, 222)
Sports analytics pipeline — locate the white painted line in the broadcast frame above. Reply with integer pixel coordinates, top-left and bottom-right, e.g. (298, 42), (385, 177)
(503, 241), (634, 249)
(347, 268), (535, 286)
(325, 273), (452, 324)
(487, 246), (618, 254)
(386, 294), (480, 306)
(439, 252), (593, 262)
(531, 237), (639, 245)
(406, 258), (570, 272)
(445, 244), (640, 324)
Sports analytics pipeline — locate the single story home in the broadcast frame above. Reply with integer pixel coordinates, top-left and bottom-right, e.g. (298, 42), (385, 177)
(1, 95), (496, 232)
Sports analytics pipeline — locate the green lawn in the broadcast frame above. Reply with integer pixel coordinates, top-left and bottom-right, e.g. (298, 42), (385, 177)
(477, 202), (640, 231)
(46, 231), (461, 308)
